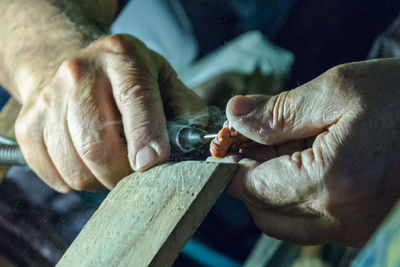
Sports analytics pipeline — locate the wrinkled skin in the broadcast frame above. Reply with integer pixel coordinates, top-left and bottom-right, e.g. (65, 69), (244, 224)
(214, 58), (400, 247)
(15, 34), (205, 192)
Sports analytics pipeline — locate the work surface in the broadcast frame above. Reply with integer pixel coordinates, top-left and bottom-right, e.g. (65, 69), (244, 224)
(57, 161), (238, 267)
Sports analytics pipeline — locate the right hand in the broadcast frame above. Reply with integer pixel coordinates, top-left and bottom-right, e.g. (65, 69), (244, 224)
(15, 34), (205, 192)
(217, 59), (400, 246)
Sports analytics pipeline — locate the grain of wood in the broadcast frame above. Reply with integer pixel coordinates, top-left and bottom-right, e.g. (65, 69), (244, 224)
(0, 98), (21, 182)
(57, 161), (238, 267)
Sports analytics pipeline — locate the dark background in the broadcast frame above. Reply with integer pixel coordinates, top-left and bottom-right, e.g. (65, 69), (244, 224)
(180, 0), (400, 88)
(1, 1), (400, 266)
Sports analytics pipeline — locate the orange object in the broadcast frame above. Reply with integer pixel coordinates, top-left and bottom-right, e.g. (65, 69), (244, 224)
(210, 127), (233, 158)
(210, 125), (249, 158)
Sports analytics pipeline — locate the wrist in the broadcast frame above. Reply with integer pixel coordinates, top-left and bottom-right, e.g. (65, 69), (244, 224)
(13, 42), (83, 105)
(0, 0), (110, 104)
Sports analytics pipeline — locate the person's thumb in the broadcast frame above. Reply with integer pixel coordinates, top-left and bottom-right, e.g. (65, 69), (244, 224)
(226, 84), (345, 145)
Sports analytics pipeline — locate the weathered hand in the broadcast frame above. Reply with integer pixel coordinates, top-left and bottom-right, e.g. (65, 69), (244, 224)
(224, 58), (400, 246)
(15, 34), (205, 192)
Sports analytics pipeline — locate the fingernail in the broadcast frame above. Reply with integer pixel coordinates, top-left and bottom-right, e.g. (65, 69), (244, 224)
(135, 145), (159, 171)
(229, 96), (257, 116)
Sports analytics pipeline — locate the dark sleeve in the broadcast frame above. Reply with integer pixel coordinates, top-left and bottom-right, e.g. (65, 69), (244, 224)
(116, 0), (129, 16)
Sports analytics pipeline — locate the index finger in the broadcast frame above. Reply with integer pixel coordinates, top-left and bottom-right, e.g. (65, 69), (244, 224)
(107, 56), (170, 171)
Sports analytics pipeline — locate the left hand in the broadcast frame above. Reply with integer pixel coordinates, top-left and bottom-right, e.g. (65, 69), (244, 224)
(15, 34), (205, 192)
(220, 58), (400, 246)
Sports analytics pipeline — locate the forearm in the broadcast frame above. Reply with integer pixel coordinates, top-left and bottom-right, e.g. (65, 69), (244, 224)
(0, 0), (117, 103)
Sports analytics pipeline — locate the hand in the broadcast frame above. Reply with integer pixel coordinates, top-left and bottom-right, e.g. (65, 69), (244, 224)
(15, 34), (205, 192)
(223, 58), (400, 246)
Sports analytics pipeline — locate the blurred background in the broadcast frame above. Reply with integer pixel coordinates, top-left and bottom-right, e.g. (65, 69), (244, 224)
(1, 0), (400, 266)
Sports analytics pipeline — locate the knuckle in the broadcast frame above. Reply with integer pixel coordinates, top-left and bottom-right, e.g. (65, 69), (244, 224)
(119, 83), (156, 106)
(15, 119), (28, 141)
(56, 186), (72, 194)
(15, 93), (50, 144)
(105, 34), (131, 54)
(36, 91), (51, 112)
(15, 116), (34, 143)
(79, 139), (109, 164)
(66, 176), (94, 191)
(58, 57), (86, 84)
(327, 64), (355, 86)
(325, 65), (365, 111)
(125, 120), (152, 142)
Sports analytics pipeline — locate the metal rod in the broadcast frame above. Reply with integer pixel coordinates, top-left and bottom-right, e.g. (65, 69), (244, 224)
(203, 133), (218, 140)
(0, 135), (17, 145)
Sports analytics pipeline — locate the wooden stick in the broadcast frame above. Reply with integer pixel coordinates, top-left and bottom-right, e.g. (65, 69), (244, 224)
(57, 161), (238, 267)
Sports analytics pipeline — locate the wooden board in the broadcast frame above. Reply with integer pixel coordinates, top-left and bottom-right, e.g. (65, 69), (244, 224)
(57, 161), (238, 267)
(0, 98), (21, 182)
